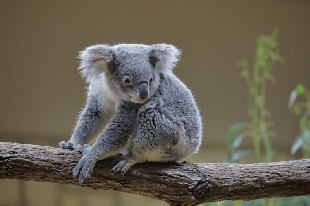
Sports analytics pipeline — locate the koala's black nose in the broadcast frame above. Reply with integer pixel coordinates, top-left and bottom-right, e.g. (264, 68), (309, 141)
(138, 82), (149, 100)
(140, 91), (148, 100)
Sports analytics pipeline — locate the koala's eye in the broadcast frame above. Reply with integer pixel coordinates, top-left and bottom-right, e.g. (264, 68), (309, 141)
(149, 77), (153, 84)
(123, 76), (133, 86)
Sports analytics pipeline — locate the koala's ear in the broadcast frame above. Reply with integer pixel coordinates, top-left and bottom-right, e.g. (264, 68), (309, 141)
(149, 44), (181, 72)
(78, 44), (113, 82)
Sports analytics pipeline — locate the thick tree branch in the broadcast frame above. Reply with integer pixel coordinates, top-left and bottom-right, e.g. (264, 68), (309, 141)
(0, 142), (309, 206)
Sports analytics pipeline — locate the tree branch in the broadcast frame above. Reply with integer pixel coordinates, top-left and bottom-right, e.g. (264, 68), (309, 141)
(0, 142), (309, 205)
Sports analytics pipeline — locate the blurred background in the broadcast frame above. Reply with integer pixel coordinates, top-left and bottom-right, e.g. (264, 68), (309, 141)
(0, 1), (309, 206)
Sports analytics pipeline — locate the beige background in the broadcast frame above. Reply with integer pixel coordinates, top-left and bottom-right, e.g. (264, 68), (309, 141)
(0, 1), (309, 206)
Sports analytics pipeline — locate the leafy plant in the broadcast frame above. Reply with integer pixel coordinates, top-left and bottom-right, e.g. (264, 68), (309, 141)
(203, 29), (310, 206)
(226, 28), (284, 163)
(289, 84), (310, 157)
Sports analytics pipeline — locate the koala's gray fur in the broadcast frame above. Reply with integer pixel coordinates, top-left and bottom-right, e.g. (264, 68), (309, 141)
(60, 43), (202, 183)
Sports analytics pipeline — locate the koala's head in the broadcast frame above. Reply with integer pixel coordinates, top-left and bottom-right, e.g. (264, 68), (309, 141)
(78, 43), (181, 104)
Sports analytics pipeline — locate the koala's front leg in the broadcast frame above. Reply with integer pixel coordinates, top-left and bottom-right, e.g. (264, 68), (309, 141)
(73, 102), (139, 183)
(60, 96), (107, 150)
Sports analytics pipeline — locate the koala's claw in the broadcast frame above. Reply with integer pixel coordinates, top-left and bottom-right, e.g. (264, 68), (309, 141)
(76, 144), (91, 155)
(110, 154), (125, 165)
(73, 155), (95, 183)
(59, 141), (74, 150)
(111, 159), (135, 174)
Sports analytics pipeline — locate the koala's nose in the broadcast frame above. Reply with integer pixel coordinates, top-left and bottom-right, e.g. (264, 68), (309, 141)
(140, 91), (148, 100)
(138, 82), (149, 100)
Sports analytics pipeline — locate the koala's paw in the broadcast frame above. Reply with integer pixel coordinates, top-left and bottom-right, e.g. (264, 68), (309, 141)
(111, 159), (135, 175)
(76, 144), (91, 155)
(73, 155), (96, 183)
(59, 141), (75, 150)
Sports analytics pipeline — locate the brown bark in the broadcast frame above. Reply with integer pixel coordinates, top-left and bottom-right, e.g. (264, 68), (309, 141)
(0, 142), (310, 206)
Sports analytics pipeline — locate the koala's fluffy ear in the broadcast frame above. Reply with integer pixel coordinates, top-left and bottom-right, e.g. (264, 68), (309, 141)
(149, 44), (181, 72)
(78, 44), (113, 82)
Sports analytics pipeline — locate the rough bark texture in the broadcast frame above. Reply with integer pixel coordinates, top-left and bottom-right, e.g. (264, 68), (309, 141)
(1, 142), (310, 206)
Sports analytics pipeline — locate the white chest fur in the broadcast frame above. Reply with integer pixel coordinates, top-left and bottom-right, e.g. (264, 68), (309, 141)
(89, 73), (120, 114)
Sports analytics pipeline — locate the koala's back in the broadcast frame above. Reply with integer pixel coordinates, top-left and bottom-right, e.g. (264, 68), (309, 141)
(151, 72), (202, 156)
(159, 73), (201, 122)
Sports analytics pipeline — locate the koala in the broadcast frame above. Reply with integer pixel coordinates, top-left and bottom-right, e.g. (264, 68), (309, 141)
(60, 43), (202, 183)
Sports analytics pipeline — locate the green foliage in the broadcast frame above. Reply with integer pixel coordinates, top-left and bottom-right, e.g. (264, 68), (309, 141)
(226, 123), (252, 162)
(212, 29), (310, 206)
(226, 28), (283, 163)
(289, 84), (310, 157)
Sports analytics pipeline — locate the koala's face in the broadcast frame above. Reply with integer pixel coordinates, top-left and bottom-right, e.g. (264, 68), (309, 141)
(109, 46), (160, 104)
(78, 43), (181, 104)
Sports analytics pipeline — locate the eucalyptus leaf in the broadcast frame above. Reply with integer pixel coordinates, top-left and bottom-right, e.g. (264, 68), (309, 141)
(266, 130), (276, 137)
(288, 90), (297, 109)
(230, 150), (251, 162)
(256, 47), (265, 57)
(291, 135), (310, 154)
(303, 130), (310, 138)
(300, 112), (309, 132)
(257, 59), (267, 69)
(296, 84), (306, 95)
(232, 134), (247, 149)
(255, 96), (264, 107)
(293, 104), (302, 115)
(226, 123), (248, 146)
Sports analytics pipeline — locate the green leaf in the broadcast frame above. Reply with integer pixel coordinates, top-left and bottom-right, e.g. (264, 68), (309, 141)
(296, 84), (306, 95)
(230, 150), (251, 162)
(257, 59), (267, 69)
(226, 123), (248, 146)
(256, 96), (265, 108)
(291, 135), (310, 154)
(266, 130), (276, 137)
(256, 46), (265, 57)
(232, 134), (246, 149)
(293, 104), (303, 115)
(300, 112), (309, 132)
(303, 130), (310, 138)
(288, 90), (297, 109)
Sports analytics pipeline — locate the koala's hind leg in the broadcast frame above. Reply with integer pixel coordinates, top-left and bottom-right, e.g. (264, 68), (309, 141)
(111, 109), (186, 175)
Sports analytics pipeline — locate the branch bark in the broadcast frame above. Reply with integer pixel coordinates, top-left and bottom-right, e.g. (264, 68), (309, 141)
(0, 142), (309, 206)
